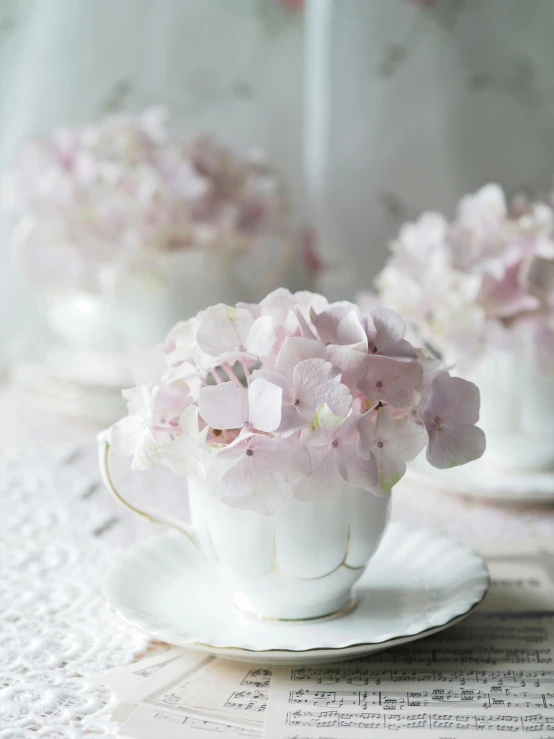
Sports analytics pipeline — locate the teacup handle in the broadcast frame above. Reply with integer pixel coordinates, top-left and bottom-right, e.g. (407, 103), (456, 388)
(98, 439), (200, 551)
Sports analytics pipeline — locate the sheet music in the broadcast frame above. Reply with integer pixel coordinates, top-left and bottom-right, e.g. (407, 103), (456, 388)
(121, 652), (260, 731)
(193, 664), (271, 724)
(119, 704), (261, 739)
(263, 538), (554, 739)
(97, 647), (188, 697)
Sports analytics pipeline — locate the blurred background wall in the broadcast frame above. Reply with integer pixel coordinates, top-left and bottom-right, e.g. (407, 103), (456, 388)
(0, 0), (305, 365)
(313, 0), (554, 298)
(1, 0), (554, 362)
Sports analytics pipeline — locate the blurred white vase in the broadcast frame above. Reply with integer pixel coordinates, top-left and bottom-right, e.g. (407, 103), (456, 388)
(460, 347), (554, 472)
(40, 250), (241, 354)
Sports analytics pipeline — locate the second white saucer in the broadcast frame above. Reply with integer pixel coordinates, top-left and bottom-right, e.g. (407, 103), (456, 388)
(103, 522), (489, 665)
(407, 454), (554, 504)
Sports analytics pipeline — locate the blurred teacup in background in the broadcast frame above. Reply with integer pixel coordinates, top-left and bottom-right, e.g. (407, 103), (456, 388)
(372, 184), (554, 473)
(2, 107), (315, 403)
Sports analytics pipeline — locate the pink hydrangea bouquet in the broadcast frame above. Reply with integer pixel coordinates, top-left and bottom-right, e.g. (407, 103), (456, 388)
(375, 184), (554, 371)
(103, 288), (485, 515)
(2, 107), (289, 293)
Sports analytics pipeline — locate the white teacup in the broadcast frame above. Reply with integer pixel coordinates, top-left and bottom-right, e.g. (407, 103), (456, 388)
(460, 347), (554, 472)
(99, 441), (391, 621)
(40, 251), (239, 353)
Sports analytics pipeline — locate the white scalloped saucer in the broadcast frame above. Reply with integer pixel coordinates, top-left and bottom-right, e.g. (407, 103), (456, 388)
(407, 454), (554, 504)
(103, 522), (488, 665)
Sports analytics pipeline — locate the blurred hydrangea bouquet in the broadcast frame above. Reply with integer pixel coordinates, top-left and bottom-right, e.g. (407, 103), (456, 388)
(2, 107), (289, 294)
(375, 185), (554, 372)
(104, 288), (485, 515)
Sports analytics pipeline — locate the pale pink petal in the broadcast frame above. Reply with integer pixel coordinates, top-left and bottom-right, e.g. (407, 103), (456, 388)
(292, 445), (340, 501)
(275, 337), (326, 380)
(260, 287), (296, 312)
(217, 429), (253, 460)
(293, 358), (352, 418)
(426, 424), (486, 469)
(246, 315), (277, 356)
(198, 381), (248, 429)
(335, 442), (378, 492)
(390, 415), (427, 461)
(359, 356), (422, 408)
(291, 305), (318, 339)
(479, 262), (540, 318)
(424, 375), (480, 426)
(248, 378), (282, 432)
(279, 440), (312, 483)
(357, 411), (377, 459)
(371, 307), (406, 347)
(219, 454), (288, 515)
(310, 301), (357, 344)
(374, 444), (407, 493)
(336, 311), (368, 346)
(326, 344), (369, 389)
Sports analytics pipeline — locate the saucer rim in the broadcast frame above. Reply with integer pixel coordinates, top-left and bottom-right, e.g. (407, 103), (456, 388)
(103, 586), (487, 655)
(102, 522), (490, 655)
(407, 456), (554, 503)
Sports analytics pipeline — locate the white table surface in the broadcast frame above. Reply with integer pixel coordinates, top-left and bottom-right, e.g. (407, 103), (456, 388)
(1, 386), (553, 738)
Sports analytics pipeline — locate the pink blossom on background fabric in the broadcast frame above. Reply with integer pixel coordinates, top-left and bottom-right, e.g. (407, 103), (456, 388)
(297, 225), (327, 277)
(278, 0), (304, 11)
(1, 108), (291, 294)
(372, 184), (554, 370)
(103, 288), (485, 515)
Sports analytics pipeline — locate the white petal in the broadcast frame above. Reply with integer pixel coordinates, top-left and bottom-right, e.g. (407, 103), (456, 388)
(199, 382), (248, 430)
(246, 315), (277, 357)
(161, 434), (196, 475)
(131, 428), (162, 470)
(108, 416), (145, 457)
(248, 378), (282, 432)
(312, 402), (347, 432)
(197, 304), (253, 356)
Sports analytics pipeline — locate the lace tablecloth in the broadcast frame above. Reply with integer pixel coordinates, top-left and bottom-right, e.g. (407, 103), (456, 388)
(1, 387), (554, 738)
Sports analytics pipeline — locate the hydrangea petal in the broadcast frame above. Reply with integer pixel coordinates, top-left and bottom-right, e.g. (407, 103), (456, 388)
(246, 315), (277, 356)
(199, 381), (248, 429)
(335, 442), (378, 492)
(426, 424), (486, 469)
(219, 454), (288, 515)
(292, 445), (339, 501)
(425, 375), (480, 426)
(275, 337), (326, 380)
(248, 378), (282, 432)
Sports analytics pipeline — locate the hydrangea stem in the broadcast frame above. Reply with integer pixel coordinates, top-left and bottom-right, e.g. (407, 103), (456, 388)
(223, 362), (243, 388)
(211, 367), (223, 384)
(240, 357), (251, 379)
